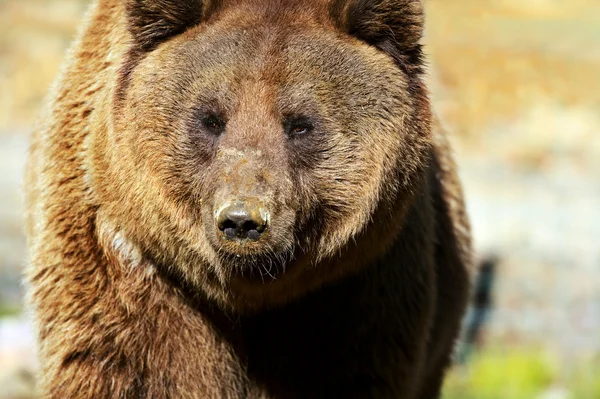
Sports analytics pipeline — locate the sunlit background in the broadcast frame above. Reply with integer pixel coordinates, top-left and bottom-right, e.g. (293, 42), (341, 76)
(1, 0), (599, 398)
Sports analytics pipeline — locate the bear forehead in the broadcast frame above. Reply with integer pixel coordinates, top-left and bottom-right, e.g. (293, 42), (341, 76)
(145, 19), (405, 105)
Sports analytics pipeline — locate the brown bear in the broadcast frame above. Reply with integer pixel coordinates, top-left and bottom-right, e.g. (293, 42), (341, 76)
(25, 0), (473, 397)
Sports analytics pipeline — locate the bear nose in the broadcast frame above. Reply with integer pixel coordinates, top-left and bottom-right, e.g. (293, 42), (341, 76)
(216, 203), (268, 242)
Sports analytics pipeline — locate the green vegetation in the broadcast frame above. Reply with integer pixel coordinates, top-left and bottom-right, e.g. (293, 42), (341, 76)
(443, 348), (600, 399)
(0, 304), (20, 317)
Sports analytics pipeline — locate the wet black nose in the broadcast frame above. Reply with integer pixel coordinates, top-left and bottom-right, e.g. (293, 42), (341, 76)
(216, 203), (268, 242)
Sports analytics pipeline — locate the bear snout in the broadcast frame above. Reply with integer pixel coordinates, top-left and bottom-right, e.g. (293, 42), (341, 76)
(215, 200), (269, 243)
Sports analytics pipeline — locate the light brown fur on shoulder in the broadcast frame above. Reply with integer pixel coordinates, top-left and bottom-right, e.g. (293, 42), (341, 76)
(25, 0), (473, 397)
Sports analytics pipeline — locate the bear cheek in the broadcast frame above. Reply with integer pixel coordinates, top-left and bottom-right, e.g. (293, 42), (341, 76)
(313, 146), (389, 255)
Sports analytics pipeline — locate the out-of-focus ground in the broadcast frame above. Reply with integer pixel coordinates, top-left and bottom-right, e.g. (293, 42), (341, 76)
(0, 0), (599, 398)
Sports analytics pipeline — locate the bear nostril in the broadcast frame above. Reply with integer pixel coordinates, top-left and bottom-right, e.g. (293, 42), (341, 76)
(216, 203), (268, 242)
(246, 229), (261, 241)
(221, 219), (238, 240)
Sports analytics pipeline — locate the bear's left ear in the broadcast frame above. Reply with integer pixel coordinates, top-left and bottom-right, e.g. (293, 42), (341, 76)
(124, 0), (221, 51)
(330, 0), (424, 57)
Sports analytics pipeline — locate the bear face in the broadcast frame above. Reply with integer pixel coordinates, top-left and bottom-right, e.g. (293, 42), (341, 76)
(90, 0), (432, 312)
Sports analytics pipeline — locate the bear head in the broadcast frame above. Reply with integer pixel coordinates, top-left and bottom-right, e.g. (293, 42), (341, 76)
(90, 0), (432, 312)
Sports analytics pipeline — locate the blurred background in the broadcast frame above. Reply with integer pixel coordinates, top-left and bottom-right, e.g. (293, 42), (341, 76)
(0, 0), (599, 398)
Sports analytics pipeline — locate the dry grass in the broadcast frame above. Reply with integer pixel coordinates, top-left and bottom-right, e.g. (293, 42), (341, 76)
(0, 0), (87, 131)
(426, 0), (600, 143)
(422, 0), (600, 179)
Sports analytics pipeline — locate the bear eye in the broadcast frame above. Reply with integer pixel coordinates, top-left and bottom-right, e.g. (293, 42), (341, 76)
(200, 114), (226, 135)
(285, 116), (314, 137)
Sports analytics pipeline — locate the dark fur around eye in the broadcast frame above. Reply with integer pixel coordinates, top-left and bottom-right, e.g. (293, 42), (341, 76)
(202, 115), (225, 132)
(192, 110), (226, 136)
(284, 116), (314, 138)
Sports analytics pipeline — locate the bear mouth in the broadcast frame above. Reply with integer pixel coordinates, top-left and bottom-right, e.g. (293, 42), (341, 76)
(218, 248), (297, 283)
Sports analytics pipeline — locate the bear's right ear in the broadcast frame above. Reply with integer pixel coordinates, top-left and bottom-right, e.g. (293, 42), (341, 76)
(125, 0), (221, 51)
(329, 0), (424, 52)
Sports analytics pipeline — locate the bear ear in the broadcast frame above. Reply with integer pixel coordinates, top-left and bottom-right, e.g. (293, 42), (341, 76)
(125, 0), (221, 51)
(330, 0), (424, 54)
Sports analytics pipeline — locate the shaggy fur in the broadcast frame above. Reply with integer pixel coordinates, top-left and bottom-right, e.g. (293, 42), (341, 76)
(25, 0), (473, 397)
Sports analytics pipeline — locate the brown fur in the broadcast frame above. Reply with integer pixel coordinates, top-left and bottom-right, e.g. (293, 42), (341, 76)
(25, 0), (473, 397)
